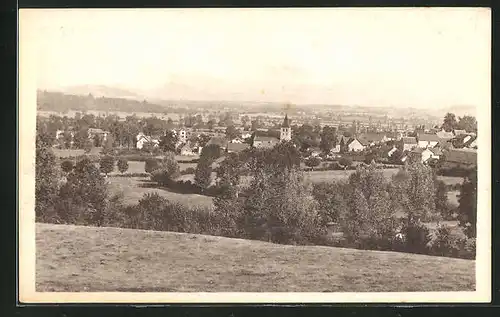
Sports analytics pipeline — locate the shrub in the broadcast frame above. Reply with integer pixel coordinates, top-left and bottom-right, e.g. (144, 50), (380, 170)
(399, 221), (432, 254)
(338, 157), (352, 168)
(99, 155), (115, 176)
(60, 160), (74, 173)
(145, 158), (160, 174)
(181, 167), (196, 175)
(430, 225), (464, 257)
(117, 158), (129, 174)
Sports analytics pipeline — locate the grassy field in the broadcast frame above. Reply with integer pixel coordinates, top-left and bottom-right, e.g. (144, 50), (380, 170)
(107, 176), (214, 209)
(36, 223), (475, 292)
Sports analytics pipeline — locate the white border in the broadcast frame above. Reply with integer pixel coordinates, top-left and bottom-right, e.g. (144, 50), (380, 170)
(18, 8), (491, 303)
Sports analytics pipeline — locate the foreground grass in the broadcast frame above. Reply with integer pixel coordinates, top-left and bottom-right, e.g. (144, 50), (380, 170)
(36, 223), (475, 292)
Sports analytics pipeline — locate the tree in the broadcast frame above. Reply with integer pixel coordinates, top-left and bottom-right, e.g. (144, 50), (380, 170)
(99, 155), (115, 176)
(103, 134), (114, 153)
(391, 162), (437, 224)
(251, 119), (259, 131)
(83, 138), (93, 153)
(215, 153), (242, 198)
(238, 166), (322, 244)
(338, 157), (352, 168)
(198, 134), (211, 148)
(93, 134), (102, 147)
(305, 157), (321, 170)
(341, 187), (370, 244)
(57, 157), (109, 226)
(200, 144), (221, 161)
(194, 158), (212, 192)
(225, 125), (240, 140)
(319, 126), (337, 154)
(207, 119), (216, 131)
(35, 142), (60, 222)
(434, 178), (451, 220)
(457, 115), (477, 133)
(117, 158), (129, 174)
(312, 181), (348, 227)
(145, 158), (160, 174)
(441, 112), (458, 132)
(161, 152), (181, 179)
(159, 130), (178, 153)
(292, 124), (319, 152)
(457, 170), (477, 238)
(61, 160), (74, 174)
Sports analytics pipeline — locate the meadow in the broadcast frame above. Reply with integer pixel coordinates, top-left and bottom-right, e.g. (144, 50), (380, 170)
(36, 223), (475, 292)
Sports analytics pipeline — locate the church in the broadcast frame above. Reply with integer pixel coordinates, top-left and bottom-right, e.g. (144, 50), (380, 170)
(252, 114), (292, 148)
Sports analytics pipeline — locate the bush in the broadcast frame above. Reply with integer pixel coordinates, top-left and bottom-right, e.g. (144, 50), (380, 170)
(399, 221), (432, 254)
(99, 155), (115, 176)
(181, 167), (196, 175)
(117, 158), (129, 174)
(145, 158), (160, 174)
(60, 160), (74, 173)
(430, 225), (464, 257)
(338, 157), (353, 168)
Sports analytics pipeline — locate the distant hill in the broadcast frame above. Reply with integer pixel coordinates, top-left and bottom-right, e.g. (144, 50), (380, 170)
(55, 85), (145, 100)
(36, 90), (168, 114)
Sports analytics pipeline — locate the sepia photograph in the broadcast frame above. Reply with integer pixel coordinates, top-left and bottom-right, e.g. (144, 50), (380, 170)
(18, 8), (491, 303)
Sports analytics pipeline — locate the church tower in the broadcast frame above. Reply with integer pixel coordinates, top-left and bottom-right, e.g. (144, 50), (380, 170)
(280, 114), (292, 141)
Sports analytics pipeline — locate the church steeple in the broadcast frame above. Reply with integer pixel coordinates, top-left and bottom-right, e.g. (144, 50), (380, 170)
(280, 114), (291, 141)
(282, 114), (290, 128)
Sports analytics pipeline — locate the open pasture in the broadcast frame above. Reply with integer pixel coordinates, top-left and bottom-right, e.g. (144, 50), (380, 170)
(36, 223), (475, 292)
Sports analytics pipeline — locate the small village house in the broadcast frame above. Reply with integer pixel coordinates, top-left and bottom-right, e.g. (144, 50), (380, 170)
(417, 133), (440, 148)
(180, 143), (197, 156)
(400, 137), (418, 151)
(436, 129), (455, 139)
(346, 137), (365, 152)
(136, 132), (159, 149)
(88, 128), (110, 141)
(408, 147), (440, 164)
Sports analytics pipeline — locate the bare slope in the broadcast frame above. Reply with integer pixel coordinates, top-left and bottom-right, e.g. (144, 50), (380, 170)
(36, 223), (475, 292)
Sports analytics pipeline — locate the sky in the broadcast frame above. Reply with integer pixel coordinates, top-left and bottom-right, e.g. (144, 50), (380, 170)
(21, 8), (491, 109)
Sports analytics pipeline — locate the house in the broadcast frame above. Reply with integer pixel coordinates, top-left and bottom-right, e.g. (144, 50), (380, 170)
(465, 137), (478, 149)
(409, 147), (440, 163)
(309, 147), (322, 157)
(330, 144), (341, 153)
(253, 136), (280, 149)
(88, 128), (110, 141)
(227, 142), (250, 153)
(417, 133), (440, 148)
(453, 129), (467, 136)
(400, 137), (418, 151)
(347, 138), (365, 152)
(436, 129), (454, 139)
(358, 133), (389, 147)
(180, 143), (197, 156)
(387, 146), (398, 158)
(136, 133), (159, 149)
(441, 148), (477, 169)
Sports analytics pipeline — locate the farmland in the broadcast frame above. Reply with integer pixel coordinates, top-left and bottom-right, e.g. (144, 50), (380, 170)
(36, 223), (475, 292)
(107, 176), (214, 208)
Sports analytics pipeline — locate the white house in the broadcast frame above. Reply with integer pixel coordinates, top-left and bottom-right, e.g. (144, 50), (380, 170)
(136, 133), (159, 149)
(417, 133), (440, 148)
(347, 138), (365, 152)
(400, 137), (418, 151)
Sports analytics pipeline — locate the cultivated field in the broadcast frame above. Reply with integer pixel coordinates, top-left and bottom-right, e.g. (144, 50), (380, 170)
(36, 223), (476, 292)
(107, 176), (214, 209)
